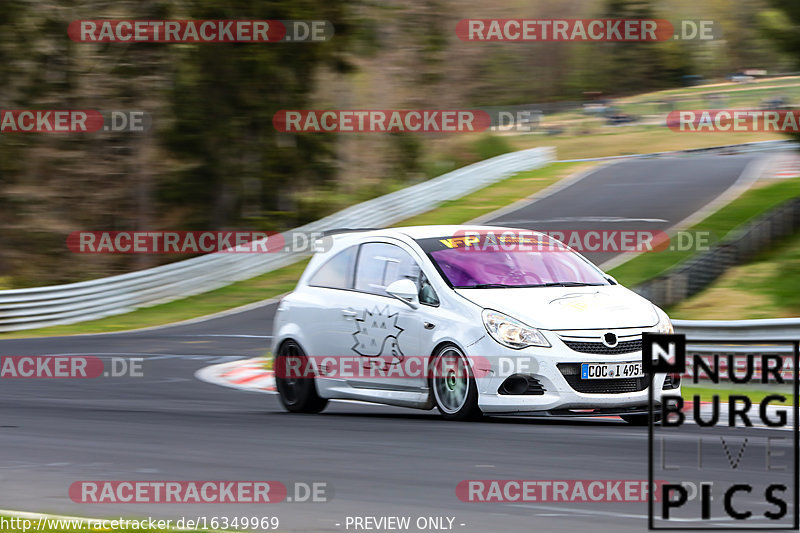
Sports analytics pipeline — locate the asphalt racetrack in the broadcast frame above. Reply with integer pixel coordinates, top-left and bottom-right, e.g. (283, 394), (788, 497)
(1, 153), (790, 532)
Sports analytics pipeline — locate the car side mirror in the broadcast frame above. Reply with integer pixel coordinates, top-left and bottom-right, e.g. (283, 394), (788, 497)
(385, 279), (419, 309)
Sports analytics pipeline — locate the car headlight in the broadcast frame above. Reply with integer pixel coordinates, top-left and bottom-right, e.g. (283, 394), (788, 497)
(482, 309), (550, 349)
(653, 306), (674, 334)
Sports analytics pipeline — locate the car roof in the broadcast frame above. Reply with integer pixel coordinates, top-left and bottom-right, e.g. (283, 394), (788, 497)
(326, 224), (544, 243)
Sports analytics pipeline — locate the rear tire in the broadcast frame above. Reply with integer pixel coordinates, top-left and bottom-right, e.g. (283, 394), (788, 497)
(274, 341), (328, 414)
(430, 345), (482, 421)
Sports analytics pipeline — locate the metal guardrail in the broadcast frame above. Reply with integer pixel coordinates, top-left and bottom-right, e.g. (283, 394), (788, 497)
(675, 320), (800, 381)
(675, 318), (800, 342)
(676, 319), (799, 385)
(0, 147), (555, 332)
(634, 197), (800, 307)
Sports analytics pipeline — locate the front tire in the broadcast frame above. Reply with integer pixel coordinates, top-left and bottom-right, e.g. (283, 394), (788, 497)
(274, 341), (328, 414)
(430, 345), (481, 421)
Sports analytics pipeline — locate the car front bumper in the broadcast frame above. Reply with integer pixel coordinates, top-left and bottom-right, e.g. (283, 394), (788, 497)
(465, 334), (679, 414)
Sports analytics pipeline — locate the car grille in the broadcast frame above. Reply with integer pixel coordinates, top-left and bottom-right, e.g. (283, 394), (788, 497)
(562, 339), (642, 355)
(557, 363), (649, 394)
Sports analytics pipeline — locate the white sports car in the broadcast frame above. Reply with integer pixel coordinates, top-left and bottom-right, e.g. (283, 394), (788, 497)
(272, 225), (679, 422)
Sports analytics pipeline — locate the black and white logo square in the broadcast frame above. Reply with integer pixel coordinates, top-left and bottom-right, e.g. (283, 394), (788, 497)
(643, 333), (686, 373)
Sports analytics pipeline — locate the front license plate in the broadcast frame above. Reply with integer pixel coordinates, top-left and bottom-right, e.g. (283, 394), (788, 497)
(581, 362), (643, 380)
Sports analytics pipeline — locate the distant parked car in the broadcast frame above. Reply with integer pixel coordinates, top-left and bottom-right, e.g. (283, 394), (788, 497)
(728, 73), (755, 83)
(681, 74), (704, 86)
(605, 113), (637, 126)
(761, 97), (791, 110)
(583, 101), (609, 115)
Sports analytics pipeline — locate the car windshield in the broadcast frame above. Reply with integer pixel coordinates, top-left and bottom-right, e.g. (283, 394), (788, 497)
(416, 234), (610, 289)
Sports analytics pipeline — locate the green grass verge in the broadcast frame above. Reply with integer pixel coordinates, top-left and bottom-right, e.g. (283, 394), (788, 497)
(618, 76), (800, 102)
(497, 78), (796, 161)
(0, 162), (586, 339)
(682, 385), (793, 405)
(669, 225), (800, 319)
(506, 124), (782, 162)
(519, 76), (800, 137)
(608, 177), (800, 288)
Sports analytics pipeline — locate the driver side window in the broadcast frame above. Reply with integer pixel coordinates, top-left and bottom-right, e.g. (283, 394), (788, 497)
(355, 242), (438, 306)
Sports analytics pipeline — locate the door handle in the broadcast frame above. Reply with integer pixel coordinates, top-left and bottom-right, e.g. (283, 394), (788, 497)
(341, 309), (358, 318)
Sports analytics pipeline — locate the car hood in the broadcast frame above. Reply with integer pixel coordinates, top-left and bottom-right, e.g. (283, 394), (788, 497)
(455, 285), (658, 330)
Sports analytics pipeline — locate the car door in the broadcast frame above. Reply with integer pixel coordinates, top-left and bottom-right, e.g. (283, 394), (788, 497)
(299, 244), (360, 360)
(332, 240), (437, 392)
